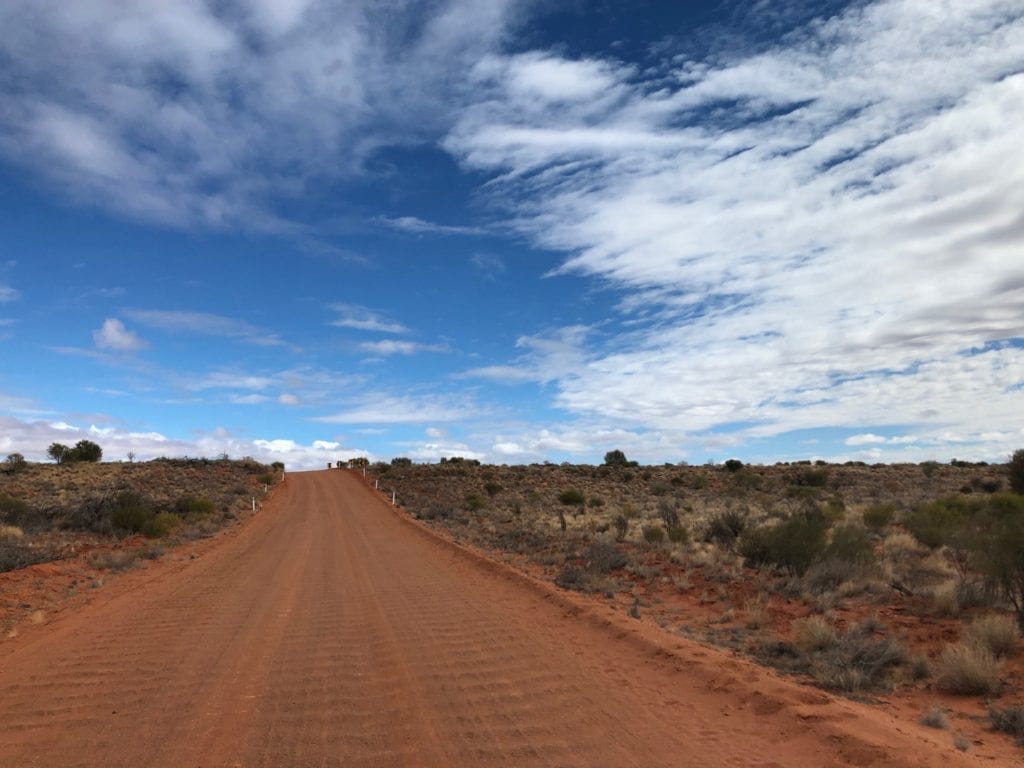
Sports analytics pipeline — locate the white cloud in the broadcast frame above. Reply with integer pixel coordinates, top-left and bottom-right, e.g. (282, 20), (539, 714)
(846, 433), (888, 446)
(313, 394), (476, 425)
(378, 215), (483, 236)
(329, 303), (409, 334)
(470, 252), (506, 277)
(93, 317), (147, 352)
(125, 309), (284, 346)
(0, 284), (18, 302)
(0, 414), (370, 469)
(229, 393), (271, 405)
(358, 340), (450, 356)
(0, 0), (521, 228)
(445, 0), (1024, 460)
(277, 392), (301, 406)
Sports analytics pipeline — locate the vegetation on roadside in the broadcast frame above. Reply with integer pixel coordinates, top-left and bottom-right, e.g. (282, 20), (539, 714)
(0, 450), (281, 573)
(366, 450), (1024, 745)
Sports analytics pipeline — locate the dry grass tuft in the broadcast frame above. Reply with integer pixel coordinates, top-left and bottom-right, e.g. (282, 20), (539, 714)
(0, 524), (24, 540)
(935, 642), (1002, 695)
(964, 614), (1020, 658)
(919, 707), (948, 729)
(792, 615), (838, 652)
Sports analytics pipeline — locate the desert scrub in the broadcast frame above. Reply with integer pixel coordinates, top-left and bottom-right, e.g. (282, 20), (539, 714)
(792, 615), (838, 652)
(175, 496), (215, 519)
(142, 512), (181, 539)
(739, 513), (827, 576)
(583, 541), (628, 574)
(558, 489), (586, 506)
(919, 707), (948, 729)
(642, 525), (665, 544)
(862, 503), (896, 531)
(989, 705), (1024, 745)
(110, 492), (152, 534)
(0, 539), (50, 572)
(88, 549), (139, 572)
(935, 641), (1002, 695)
(964, 614), (1019, 657)
(809, 626), (907, 694)
(703, 510), (747, 547)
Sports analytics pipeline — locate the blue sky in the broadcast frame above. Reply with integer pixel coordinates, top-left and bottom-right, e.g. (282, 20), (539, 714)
(1, 0), (1022, 469)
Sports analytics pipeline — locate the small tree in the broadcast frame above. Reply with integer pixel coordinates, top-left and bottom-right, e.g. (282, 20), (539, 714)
(1009, 449), (1024, 495)
(3, 453), (27, 473)
(604, 449), (628, 466)
(70, 439), (102, 463)
(47, 443), (69, 464)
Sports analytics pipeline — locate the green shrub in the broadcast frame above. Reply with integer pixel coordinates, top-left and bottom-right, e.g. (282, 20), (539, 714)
(792, 468), (829, 487)
(668, 525), (688, 543)
(463, 493), (485, 511)
(0, 493), (30, 526)
(110, 493), (151, 533)
(391, 457), (412, 466)
(175, 496), (215, 518)
(904, 497), (968, 549)
(739, 514), (827, 576)
(613, 514), (629, 542)
(862, 503), (895, 530)
(483, 481), (502, 497)
(142, 512), (180, 539)
(1009, 449), (1024, 494)
(558, 489), (586, 506)
(823, 523), (875, 566)
(642, 525), (665, 543)
(724, 459), (744, 472)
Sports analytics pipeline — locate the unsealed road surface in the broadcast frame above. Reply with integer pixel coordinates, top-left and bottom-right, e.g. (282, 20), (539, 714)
(0, 471), (970, 767)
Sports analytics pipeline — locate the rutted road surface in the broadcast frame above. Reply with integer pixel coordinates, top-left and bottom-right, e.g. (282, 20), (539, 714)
(0, 470), (971, 767)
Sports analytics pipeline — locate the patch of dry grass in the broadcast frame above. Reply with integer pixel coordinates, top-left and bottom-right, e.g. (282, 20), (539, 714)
(964, 614), (1020, 658)
(792, 615), (838, 652)
(935, 642), (1002, 695)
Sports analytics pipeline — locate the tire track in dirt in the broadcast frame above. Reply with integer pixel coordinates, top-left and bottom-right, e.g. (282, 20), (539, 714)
(0, 470), (976, 767)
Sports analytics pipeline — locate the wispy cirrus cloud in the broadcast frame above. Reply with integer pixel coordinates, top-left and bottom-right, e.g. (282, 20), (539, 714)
(313, 393), (477, 425)
(124, 309), (286, 347)
(329, 303), (409, 334)
(377, 215), (484, 236)
(358, 339), (450, 356)
(446, 0), (1024, 458)
(0, 0), (521, 229)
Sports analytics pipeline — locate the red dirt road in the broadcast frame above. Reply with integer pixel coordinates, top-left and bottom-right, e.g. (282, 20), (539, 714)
(0, 471), (975, 767)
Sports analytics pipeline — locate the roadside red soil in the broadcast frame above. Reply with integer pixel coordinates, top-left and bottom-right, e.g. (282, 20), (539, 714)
(0, 471), (983, 766)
